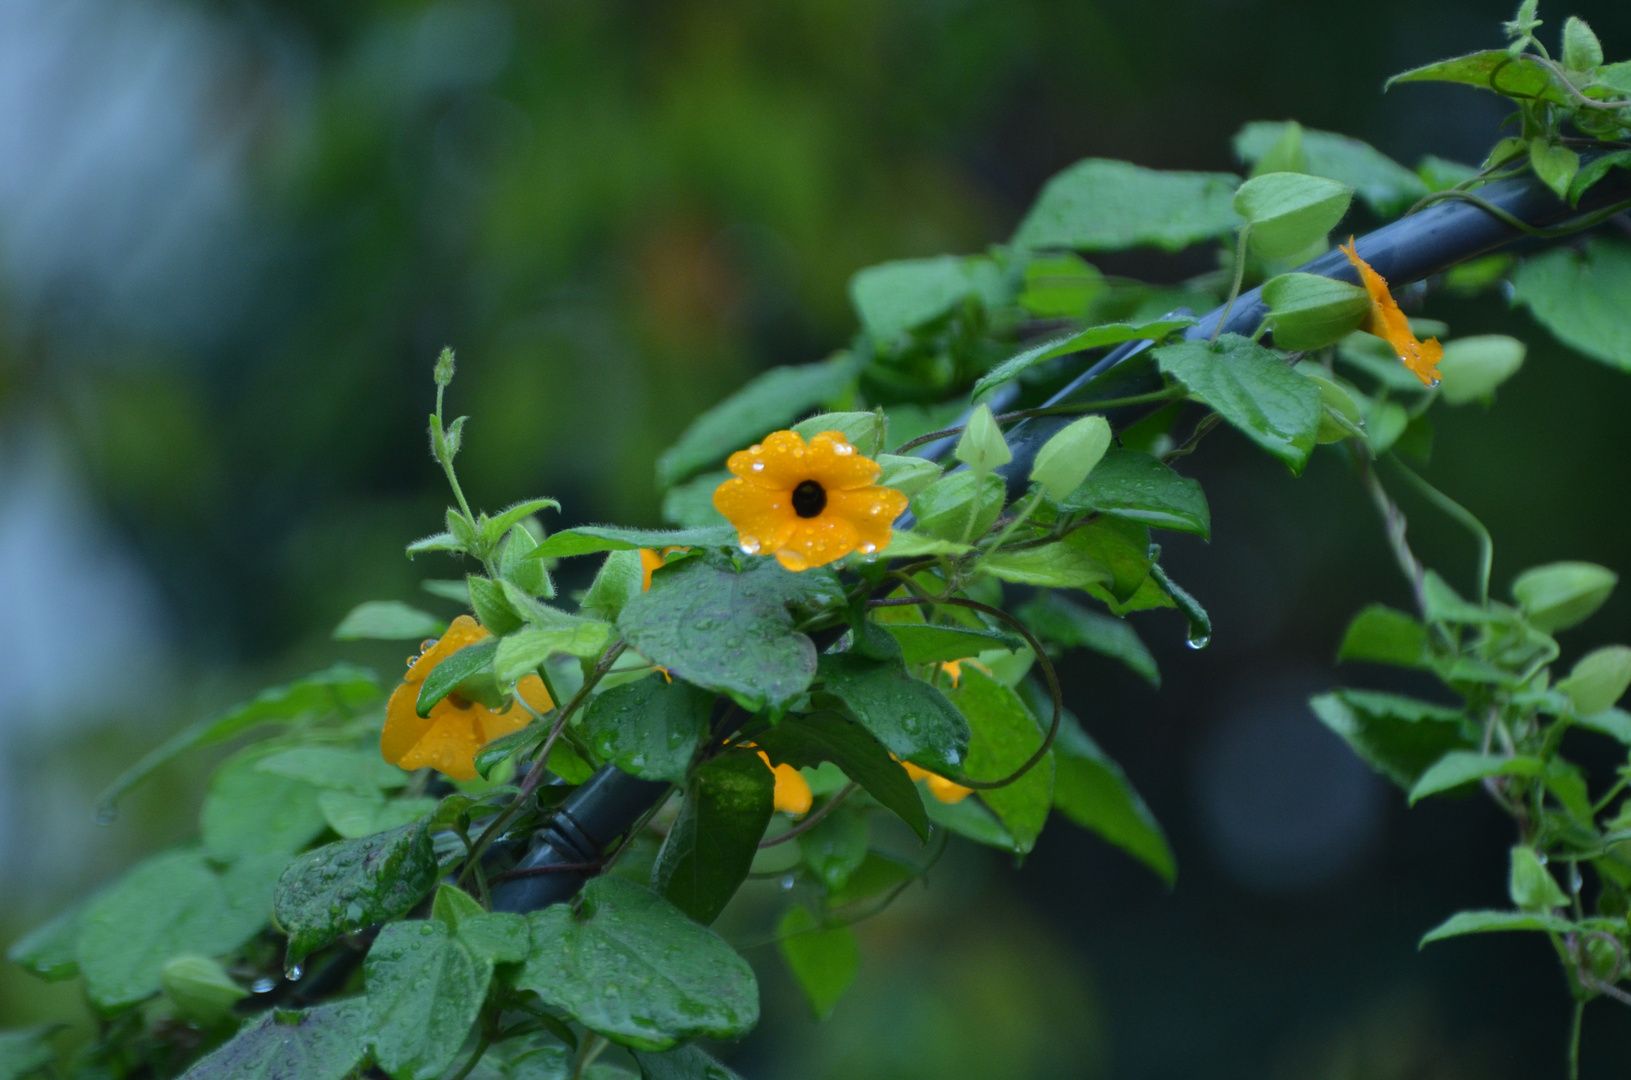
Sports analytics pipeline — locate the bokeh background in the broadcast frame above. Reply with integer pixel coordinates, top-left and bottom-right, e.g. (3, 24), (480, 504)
(3, 0), (1631, 1075)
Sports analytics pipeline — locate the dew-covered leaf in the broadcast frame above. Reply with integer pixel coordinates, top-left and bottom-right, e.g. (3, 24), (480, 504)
(651, 751), (773, 925)
(1013, 159), (1242, 252)
(582, 675), (713, 785)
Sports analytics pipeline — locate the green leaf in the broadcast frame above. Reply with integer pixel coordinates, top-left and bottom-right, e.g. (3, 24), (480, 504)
(581, 550), (647, 623)
(827, 851), (918, 908)
(1051, 714), (1174, 884)
(1013, 159), (1243, 252)
(656, 355), (857, 486)
(1386, 50), (1571, 107)
(882, 623), (1024, 666)
(1529, 138), (1579, 201)
(366, 920), (491, 1080)
(618, 553), (839, 713)
(791, 411), (889, 457)
(517, 876), (760, 1050)
(662, 471), (732, 529)
(922, 784), (1016, 849)
(631, 1046), (745, 1080)
(874, 455), (942, 499)
(818, 648), (970, 776)
(971, 319), (1195, 398)
(273, 820), (441, 968)
(406, 532), (463, 558)
(1436, 334), (1526, 404)
(1017, 593), (1158, 687)
(6, 904), (81, 982)
(1261, 273), (1371, 351)
(1051, 448), (1210, 538)
(1570, 149), (1631, 206)
(755, 712), (929, 841)
(1558, 645), (1631, 715)
(0, 1028), (56, 1080)
(202, 747), (327, 861)
(651, 751), (774, 925)
(97, 663), (379, 816)
(177, 1000), (365, 1080)
(583, 675), (712, 785)
(496, 623), (615, 683)
(1337, 605), (1430, 668)
(1016, 252), (1105, 317)
(978, 543), (1111, 590)
(468, 576), (524, 636)
(1030, 415), (1112, 501)
(951, 667), (1054, 853)
(78, 849), (284, 1008)
(255, 746), (409, 796)
(531, 525), (737, 560)
(479, 498), (561, 548)
(1512, 239), (1631, 371)
(333, 601), (446, 642)
(777, 906), (859, 1021)
(1234, 122), (1428, 216)
(1150, 564), (1210, 645)
(416, 639), (499, 716)
(1234, 172), (1353, 259)
(954, 404), (1012, 473)
(1512, 561), (1617, 632)
(799, 806), (869, 890)
(875, 531), (971, 558)
(1508, 846), (1569, 912)
(849, 255), (1008, 341)
(1576, 707), (1631, 745)
(160, 954), (248, 1024)
(909, 472), (1006, 542)
(1065, 517), (1157, 610)
(497, 526), (553, 598)
(422, 578), (470, 604)
(1155, 335), (1322, 473)
(317, 790), (437, 839)
(1408, 751), (1544, 804)
(1418, 909), (1574, 947)
(1309, 690), (1474, 790)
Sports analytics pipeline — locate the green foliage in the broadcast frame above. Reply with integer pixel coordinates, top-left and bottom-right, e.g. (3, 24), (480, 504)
(1018, 593), (1159, 687)
(1234, 121), (1427, 216)
(1262, 273), (1371, 351)
(619, 553), (839, 712)
(849, 256), (1008, 342)
(532, 525), (737, 560)
(818, 648), (971, 776)
(1309, 690), (1474, 790)
(1051, 715), (1175, 883)
(1419, 909), (1575, 946)
(631, 1046), (745, 1080)
(1013, 159), (1243, 252)
(78, 849), (285, 1008)
(1511, 561), (1617, 632)
(1512, 241), (1631, 371)
(1155, 335), (1322, 472)
(910, 471), (1007, 541)
(5, 905), (82, 982)
(333, 600), (446, 641)
(1233, 172), (1354, 259)
(778, 907), (860, 1020)
(416, 639), (500, 714)
(1435, 335), (1526, 404)
(365, 917), (497, 1080)
(755, 712), (929, 840)
(952, 667), (1054, 853)
(1051, 447), (1210, 538)
(652, 751), (775, 925)
(274, 820), (442, 968)
(178, 1001), (365, 1080)
(656, 356), (858, 486)
(583, 676), (713, 785)
(0, 1028), (57, 1080)
(971, 319), (1194, 398)
(517, 877), (760, 1051)
(1030, 415), (1112, 501)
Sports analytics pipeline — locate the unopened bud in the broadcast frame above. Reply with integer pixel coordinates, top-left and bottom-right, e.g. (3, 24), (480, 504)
(1030, 415), (1112, 499)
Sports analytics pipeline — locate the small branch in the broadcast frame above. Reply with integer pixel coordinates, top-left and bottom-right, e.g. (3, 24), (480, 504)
(759, 783), (858, 848)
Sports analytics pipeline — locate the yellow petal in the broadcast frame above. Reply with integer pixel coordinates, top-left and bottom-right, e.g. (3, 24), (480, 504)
(713, 477), (798, 556)
(406, 614), (490, 683)
(395, 704), (485, 781)
(1339, 240), (1442, 387)
(381, 681), (436, 768)
(803, 431), (883, 491)
(772, 764), (813, 816)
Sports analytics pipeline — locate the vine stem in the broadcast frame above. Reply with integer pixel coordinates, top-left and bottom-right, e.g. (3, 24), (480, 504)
(892, 388), (1183, 455)
(865, 595), (1062, 790)
(1385, 455), (1493, 606)
(1212, 223), (1252, 344)
(759, 783), (858, 848)
(1569, 998), (1584, 1080)
(448, 1035), (491, 1080)
(1355, 454), (1430, 618)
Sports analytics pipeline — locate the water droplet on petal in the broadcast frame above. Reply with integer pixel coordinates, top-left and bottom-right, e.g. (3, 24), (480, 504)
(1428, 377), (1442, 388)
(833, 442), (854, 455)
(750, 461), (765, 472)
(740, 535), (761, 554)
(858, 541), (876, 554)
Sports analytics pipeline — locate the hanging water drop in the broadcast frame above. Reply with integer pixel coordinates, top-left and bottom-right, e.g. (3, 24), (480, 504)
(1186, 630), (1210, 650)
(780, 874), (796, 890)
(284, 962), (304, 982)
(250, 977), (276, 994)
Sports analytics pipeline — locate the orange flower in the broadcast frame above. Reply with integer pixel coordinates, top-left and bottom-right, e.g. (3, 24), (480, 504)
(381, 615), (553, 781)
(638, 546), (688, 591)
(756, 750), (813, 816)
(901, 759), (973, 805)
(1339, 239), (1443, 387)
(713, 430), (908, 572)
(938, 658), (990, 685)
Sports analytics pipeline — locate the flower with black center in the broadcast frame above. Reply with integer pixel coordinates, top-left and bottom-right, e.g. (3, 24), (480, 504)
(712, 429), (908, 571)
(381, 615), (553, 781)
(1340, 238), (1443, 387)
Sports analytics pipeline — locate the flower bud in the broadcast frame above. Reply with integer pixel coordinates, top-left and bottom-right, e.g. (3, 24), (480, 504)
(1263, 273), (1371, 351)
(1234, 173), (1353, 259)
(160, 954), (247, 1025)
(1558, 645), (1631, 716)
(955, 404), (1012, 474)
(1512, 561), (1617, 632)
(1436, 335), (1525, 405)
(1562, 16), (1603, 72)
(1030, 415), (1112, 499)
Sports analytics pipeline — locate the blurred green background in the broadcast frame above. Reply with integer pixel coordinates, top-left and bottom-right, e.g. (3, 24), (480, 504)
(2, 0), (1630, 1075)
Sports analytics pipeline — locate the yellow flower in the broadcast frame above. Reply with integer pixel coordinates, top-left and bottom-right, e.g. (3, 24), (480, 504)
(712, 430), (909, 572)
(938, 657), (990, 685)
(638, 546), (688, 591)
(381, 615), (553, 782)
(901, 759), (973, 805)
(756, 750), (813, 816)
(1339, 239), (1443, 387)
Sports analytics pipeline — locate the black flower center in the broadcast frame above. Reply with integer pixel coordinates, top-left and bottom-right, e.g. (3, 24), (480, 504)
(791, 479), (827, 518)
